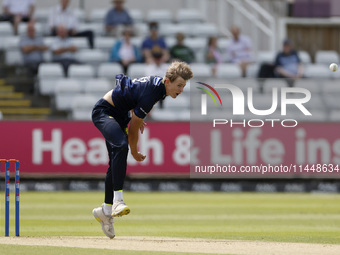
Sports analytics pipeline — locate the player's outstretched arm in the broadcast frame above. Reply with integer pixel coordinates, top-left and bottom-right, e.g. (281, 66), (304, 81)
(128, 111), (146, 162)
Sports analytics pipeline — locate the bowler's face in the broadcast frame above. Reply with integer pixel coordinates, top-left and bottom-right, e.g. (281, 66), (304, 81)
(165, 76), (186, 98)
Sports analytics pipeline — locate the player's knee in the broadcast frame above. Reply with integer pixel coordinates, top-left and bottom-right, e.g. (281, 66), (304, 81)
(117, 140), (129, 151)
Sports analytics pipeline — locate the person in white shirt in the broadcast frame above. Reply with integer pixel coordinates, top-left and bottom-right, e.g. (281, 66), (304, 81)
(109, 27), (141, 73)
(52, 25), (82, 76)
(226, 26), (254, 77)
(49, 0), (94, 48)
(2, 0), (35, 35)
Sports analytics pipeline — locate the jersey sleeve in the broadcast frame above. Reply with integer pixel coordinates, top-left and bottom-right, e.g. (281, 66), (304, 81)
(134, 97), (155, 119)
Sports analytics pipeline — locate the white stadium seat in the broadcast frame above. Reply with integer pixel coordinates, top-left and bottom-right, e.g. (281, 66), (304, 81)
(130, 37), (144, 48)
(76, 49), (108, 68)
(216, 64), (242, 78)
(246, 63), (260, 78)
(5, 50), (22, 66)
(4, 36), (20, 50)
(38, 63), (65, 95)
(257, 51), (276, 64)
(84, 79), (112, 98)
(133, 23), (148, 37)
(97, 63), (124, 79)
(38, 63), (64, 77)
(164, 37), (176, 48)
(185, 37), (207, 62)
(72, 37), (89, 50)
(68, 65), (95, 80)
(74, 9), (86, 23)
(55, 79), (82, 111)
(147, 9), (173, 24)
(315, 50), (339, 65)
(189, 23), (219, 38)
(130, 9), (144, 24)
(3, 36), (22, 66)
(189, 63), (212, 78)
(71, 94), (98, 120)
(158, 24), (191, 37)
(78, 23), (104, 36)
(90, 9), (107, 23)
(304, 64), (331, 79)
(298, 51), (311, 64)
(128, 63), (147, 79)
(217, 38), (230, 52)
(34, 8), (50, 23)
(0, 22), (14, 37)
(95, 37), (116, 53)
(177, 9), (203, 24)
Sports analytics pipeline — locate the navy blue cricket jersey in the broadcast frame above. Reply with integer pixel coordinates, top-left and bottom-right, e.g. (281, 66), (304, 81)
(111, 74), (166, 119)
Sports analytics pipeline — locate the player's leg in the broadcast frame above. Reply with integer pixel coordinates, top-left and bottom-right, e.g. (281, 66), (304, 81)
(91, 101), (122, 238)
(101, 120), (130, 217)
(92, 102), (130, 217)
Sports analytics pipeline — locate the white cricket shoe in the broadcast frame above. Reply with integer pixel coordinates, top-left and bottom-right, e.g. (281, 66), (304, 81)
(92, 204), (115, 239)
(112, 200), (130, 217)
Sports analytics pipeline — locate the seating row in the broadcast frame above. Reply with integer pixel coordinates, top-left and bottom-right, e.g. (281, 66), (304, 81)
(34, 8), (204, 25)
(0, 21), (219, 38)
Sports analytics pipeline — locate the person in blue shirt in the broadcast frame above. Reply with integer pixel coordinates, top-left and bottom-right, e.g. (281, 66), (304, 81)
(109, 27), (141, 74)
(105, 0), (133, 36)
(92, 61), (193, 239)
(274, 39), (304, 87)
(142, 22), (169, 64)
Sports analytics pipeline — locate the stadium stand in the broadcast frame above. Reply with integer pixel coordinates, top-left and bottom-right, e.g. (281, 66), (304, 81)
(0, 0), (338, 122)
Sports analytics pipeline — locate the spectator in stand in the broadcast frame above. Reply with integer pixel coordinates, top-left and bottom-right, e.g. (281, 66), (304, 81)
(170, 32), (195, 64)
(205, 36), (222, 76)
(109, 27), (141, 74)
(20, 21), (48, 76)
(52, 25), (81, 76)
(105, 0), (133, 36)
(142, 22), (169, 64)
(274, 38), (304, 87)
(49, 0), (94, 49)
(1, 0), (35, 35)
(226, 26), (254, 77)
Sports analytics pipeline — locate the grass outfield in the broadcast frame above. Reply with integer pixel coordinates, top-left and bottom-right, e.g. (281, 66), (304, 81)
(0, 192), (340, 253)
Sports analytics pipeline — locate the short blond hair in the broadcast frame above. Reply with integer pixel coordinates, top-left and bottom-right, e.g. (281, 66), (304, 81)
(165, 61), (193, 82)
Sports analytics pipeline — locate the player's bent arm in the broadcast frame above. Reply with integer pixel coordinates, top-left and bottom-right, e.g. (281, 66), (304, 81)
(128, 112), (146, 162)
